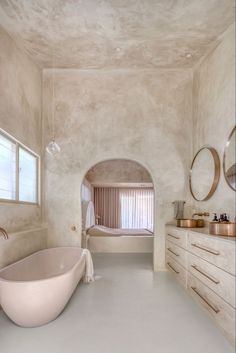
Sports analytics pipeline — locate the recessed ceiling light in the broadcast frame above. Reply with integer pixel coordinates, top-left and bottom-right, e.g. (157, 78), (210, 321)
(116, 47), (121, 52)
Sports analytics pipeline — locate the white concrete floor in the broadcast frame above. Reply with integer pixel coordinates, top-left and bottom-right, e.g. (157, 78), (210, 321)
(0, 253), (234, 353)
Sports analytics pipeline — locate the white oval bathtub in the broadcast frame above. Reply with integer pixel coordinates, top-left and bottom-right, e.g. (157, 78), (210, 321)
(0, 247), (86, 327)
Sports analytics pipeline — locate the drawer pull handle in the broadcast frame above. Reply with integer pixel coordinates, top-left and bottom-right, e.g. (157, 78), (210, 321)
(191, 243), (220, 256)
(167, 248), (180, 257)
(191, 265), (220, 284)
(191, 287), (220, 314)
(167, 233), (180, 240)
(167, 262), (179, 274)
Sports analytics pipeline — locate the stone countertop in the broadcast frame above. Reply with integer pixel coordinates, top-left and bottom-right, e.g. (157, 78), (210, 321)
(166, 224), (236, 244)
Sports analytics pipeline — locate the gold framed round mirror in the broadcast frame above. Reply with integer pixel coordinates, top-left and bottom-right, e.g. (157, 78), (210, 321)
(189, 147), (220, 201)
(223, 126), (236, 191)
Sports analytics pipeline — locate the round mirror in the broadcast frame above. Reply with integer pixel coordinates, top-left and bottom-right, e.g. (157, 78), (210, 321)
(189, 147), (220, 201)
(223, 126), (236, 191)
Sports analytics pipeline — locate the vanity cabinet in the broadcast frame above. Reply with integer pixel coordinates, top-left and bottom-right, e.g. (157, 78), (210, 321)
(166, 254), (187, 287)
(166, 239), (187, 268)
(166, 226), (236, 345)
(188, 274), (235, 342)
(166, 228), (188, 249)
(188, 253), (235, 308)
(188, 231), (236, 275)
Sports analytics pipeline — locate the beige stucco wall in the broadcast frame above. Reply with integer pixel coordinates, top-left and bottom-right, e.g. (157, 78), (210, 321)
(0, 27), (46, 268)
(0, 26), (43, 232)
(0, 227), (47, 270)
(0, 27), (41, 232)
(192, 24), (235, 220)
(43, 68), (193, 270)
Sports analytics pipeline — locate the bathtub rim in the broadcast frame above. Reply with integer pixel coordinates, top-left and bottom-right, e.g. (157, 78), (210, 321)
(0, 246), (86, 284)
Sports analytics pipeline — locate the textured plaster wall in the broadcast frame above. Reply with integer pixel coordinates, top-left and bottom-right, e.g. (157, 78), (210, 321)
(192, 24), (235, 220)
(43, 68), (193, 270)
(86, 159), (152, 184)
(0, 227), (47, 270)
(0, 26), (42, 232)
(0, 27), (46, 269)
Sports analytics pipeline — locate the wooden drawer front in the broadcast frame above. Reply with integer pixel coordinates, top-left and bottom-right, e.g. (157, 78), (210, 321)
(188, 274), (236, 345)
(166, 240), (187, 269)
(166, 227), (187, 249)
(166, 255), (187, 288)
(188, 253), (235, 308)
(188, 232), (236, 275)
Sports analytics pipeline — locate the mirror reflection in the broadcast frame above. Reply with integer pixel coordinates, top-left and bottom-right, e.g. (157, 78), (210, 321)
(190, 147), (220, 201)
(223, 126), (236, 191)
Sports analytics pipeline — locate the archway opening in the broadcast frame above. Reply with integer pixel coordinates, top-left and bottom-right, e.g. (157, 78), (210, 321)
(81, 159), (155, 257)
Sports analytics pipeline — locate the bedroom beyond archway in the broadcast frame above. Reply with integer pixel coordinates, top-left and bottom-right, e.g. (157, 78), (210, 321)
(81, 159), (154, 254)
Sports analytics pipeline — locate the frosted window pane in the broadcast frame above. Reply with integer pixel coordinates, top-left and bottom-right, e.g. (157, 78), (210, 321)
(19, 147), (37, 203)
(0, 134), (16, 200)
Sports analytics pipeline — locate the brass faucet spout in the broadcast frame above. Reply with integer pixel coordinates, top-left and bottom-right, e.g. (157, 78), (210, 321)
(0, 227), (9, 239)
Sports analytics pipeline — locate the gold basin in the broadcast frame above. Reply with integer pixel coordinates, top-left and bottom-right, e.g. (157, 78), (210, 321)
(209, 222), (236, 237)
(177, 219), (204, 228)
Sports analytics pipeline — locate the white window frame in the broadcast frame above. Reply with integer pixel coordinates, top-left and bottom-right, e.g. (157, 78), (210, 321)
(0, 128), (40, 205)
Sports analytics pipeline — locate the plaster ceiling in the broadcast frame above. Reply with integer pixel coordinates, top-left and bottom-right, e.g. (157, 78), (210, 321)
(0, 0), (235, 69)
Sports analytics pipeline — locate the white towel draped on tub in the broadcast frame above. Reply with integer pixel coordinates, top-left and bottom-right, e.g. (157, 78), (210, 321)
(82, 249), (95, 283)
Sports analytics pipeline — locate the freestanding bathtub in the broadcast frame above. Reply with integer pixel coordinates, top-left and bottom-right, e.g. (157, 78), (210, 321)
(0, 247), (86, 327)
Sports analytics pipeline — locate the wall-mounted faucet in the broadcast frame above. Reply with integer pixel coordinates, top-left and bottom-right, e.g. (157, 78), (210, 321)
(0, 227), (9, 239)
(192, 212), (210, 218)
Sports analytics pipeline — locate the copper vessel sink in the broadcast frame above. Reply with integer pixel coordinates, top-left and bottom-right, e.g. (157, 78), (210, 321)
(209, 222), (236, 237)
(177, 219), (204, 228)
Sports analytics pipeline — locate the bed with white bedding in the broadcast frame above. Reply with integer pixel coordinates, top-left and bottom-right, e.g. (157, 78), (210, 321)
(87, 225), (153, 237)
(82, 201), (153, 252)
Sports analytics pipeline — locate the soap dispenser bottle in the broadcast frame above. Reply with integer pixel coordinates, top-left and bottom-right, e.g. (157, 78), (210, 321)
(223, 213), (229, 222)
(212, 213), (218, 222)
(219, 214), (224, 223)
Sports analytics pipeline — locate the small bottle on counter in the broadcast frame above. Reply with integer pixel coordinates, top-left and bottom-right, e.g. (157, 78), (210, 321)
(212, 213), (218, 222)
(218, 213), (230, 223)
(219, 214), (224, 223)
(212, 213), (230, 223)
(223, 213), (229, 222)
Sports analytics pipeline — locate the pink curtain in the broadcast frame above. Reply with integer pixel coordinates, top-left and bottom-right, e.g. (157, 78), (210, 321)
(94, 188), (120, 228)
(94, 187), (154, 231)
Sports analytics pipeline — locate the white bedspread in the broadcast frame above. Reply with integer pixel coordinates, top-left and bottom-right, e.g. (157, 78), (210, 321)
(87, 225), (153, 237)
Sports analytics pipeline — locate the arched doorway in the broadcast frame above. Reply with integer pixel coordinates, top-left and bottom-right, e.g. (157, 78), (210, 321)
(81, 159), (155, 260)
